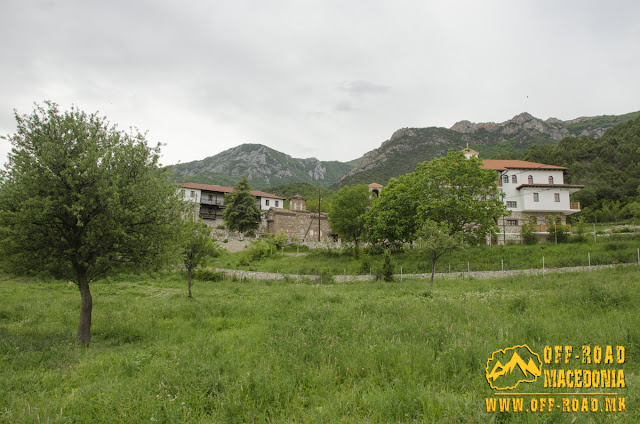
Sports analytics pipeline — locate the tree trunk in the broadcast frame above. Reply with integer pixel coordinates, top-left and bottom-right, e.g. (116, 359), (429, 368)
(430, 256), (436, 290)
(188, 267), (192, 298)
(77, 267), (92, 345)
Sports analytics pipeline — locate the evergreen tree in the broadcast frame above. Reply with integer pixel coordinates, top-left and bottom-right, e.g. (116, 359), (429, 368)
(223, 176), (261, 236)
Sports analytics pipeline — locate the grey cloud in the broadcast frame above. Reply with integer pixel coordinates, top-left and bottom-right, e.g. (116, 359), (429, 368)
(339, 80), (390, 96)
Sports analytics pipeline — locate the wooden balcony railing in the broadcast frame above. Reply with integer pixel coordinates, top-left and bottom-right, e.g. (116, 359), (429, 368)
(570, 202), (580, 210)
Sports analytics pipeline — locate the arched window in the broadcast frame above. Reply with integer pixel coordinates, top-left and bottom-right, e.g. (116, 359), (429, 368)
(548, 176), (554, 184)
(502, 175), (509, 184)
(511, 175), (517, 184)
(528, 175), (533, 184)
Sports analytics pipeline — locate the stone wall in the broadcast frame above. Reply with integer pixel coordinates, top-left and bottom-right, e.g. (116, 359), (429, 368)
(266, 209), (332, 242)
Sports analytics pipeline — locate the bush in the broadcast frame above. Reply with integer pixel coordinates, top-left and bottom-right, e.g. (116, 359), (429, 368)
(521, 217), (538, 245)
(359, 258), (371, 275)
(375, 250), (395, 282)
(192, 269), (223, 281)
(317, 269), (334, 284)
(546, 215), (568, 243)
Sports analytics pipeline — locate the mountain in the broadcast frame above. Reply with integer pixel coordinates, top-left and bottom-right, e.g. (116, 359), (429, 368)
(334, 111), (640, 188)
(170, 144), (356, 190)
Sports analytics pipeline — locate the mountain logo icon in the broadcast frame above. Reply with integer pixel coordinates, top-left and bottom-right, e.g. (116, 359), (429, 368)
(486, 345), (542, 390)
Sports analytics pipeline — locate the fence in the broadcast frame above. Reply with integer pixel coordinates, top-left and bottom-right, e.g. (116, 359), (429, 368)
(214, 248), (640, 282)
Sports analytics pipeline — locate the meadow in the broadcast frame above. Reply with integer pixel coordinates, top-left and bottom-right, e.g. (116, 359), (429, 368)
(212, 234), (640, 277)
(1, 266), (638, 423)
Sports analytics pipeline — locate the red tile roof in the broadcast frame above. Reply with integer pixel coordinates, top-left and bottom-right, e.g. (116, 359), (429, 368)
(182, 182), (234, 193)
(481, 160), (566, 171)
(181, 182), (285, 199)
(369, 183), (383, 188)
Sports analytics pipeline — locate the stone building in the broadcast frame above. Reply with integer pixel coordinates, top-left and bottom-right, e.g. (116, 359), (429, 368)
(265, 194), (331, 241)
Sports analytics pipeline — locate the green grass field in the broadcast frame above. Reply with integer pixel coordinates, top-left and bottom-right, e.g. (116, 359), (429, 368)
(1, 267), (638, 423)
(213, 235), (640, 277)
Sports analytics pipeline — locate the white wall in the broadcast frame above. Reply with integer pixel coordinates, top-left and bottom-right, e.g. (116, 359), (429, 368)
(499, 169), (572, 214)
(258, 197), (284, 211)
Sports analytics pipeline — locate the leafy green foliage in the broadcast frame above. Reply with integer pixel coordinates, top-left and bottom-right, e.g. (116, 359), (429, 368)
(364, 175), (419, 245)
(223, 176), (261, 236)
(0, 101), (182, 344)
(546, 215), (569, 244)
(328, 185), (371, 255)
(365, 150), (506, 247)
(522, 116), (640, 221)
(521, 216), (538, 245)
(376, 249), (395, 282)
(417, 220), (463, 288)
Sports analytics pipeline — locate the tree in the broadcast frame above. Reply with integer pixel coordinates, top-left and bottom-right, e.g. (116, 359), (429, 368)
(364, 175), (420, 246)
(0, 102), (182, 345)
(412, 150), (507, 245)
(365, 151), (505, 247)
(546, 214), (568, 243)
(418, 220), (463, 289)
(182, 217), (218, 298)
(521, 215), (538, 245)
(329, 184), (370, 257)
(223, 176), (261, 236)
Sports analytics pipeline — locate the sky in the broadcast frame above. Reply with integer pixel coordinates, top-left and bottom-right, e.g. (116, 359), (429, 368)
(1, 0), (639, 167)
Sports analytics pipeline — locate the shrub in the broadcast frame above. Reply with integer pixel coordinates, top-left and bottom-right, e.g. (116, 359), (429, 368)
(192, 269), (223, 281)
(317, 269), (334, 284)
(546, 215), (568, 243)
(376, 250), (395, 282)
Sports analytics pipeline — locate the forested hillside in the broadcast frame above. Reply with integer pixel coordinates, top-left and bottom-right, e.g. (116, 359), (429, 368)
(334, 112), (639, 188)
(267, 183), (337, 213)
(521, 116), (640, 222)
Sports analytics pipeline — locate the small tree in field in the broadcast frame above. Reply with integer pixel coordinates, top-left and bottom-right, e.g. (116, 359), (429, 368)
(0, 102), (182, 345)
(223, 176), (261, 236)
(418, 220), (463, 289)
(182, 217), (218, 298)
(521, 216), (538, 245)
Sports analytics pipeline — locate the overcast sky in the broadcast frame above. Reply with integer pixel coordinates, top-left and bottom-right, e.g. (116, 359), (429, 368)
(1, 0), (639, 167)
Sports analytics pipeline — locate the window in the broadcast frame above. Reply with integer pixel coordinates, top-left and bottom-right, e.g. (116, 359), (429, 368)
(506, 220), (518, 226)
(506, 201), (517, 208)
(528, 175), (533, 184)
(265, 199), (269, 206)
(554, 193), (560, 202)
(533, 193), (539, 202)
(190, 191), (196, 198)
(511, 175), (517, 184)
(548, 176), (554, 184)
(502, 175), (509, 184)
(275, 200), (279, 207)
(208, 195), (213, 201)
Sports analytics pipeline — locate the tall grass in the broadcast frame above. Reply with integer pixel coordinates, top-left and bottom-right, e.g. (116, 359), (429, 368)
(211, 235), (640, 276)
(1, 268), (638, 422)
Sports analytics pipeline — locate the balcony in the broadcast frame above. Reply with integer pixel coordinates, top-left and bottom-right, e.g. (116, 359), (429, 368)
(199, 212), (220, 220)
(201, 198), (225, 206)
(570, 202), (580, 210)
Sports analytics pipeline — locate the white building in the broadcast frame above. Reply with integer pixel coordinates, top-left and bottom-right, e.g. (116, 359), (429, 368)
(181, 182), (285, 222)
(464, 149), (584, 243)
